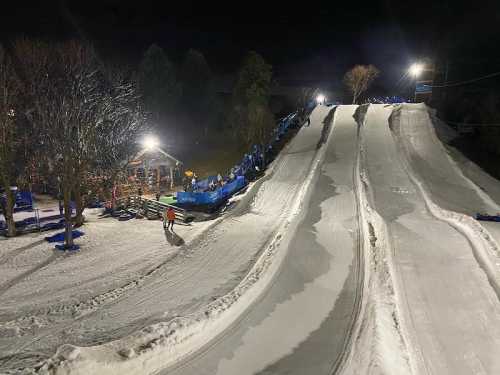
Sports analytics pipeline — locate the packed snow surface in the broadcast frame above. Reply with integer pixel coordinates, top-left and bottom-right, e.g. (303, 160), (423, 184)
(0, 106), (333, 373)
(159, 105), (363, 375)
(2, 104), (500, 375)
(360, 104), (500, 374)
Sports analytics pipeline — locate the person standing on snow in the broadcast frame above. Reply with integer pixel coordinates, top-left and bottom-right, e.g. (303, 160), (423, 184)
(165, 207), (176, 230)
(191, 176), (197, 192)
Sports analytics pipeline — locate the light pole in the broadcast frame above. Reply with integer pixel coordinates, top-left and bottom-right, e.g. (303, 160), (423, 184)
(141, 135), (160, 151)
(140, 135), (181, 190)
(409, 63), (423, 102)
(408, 61), (434, 103)
(140, 135), (160, 192)
(409, 63), (423, 78)
(316, 94), (326, 105)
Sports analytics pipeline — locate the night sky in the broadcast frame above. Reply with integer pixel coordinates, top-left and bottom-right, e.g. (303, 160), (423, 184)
(2, 0), (500, 95)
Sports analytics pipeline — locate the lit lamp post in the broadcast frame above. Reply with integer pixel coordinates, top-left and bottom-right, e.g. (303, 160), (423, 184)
(141, 135), (160, 151)
(409, 63), (423, 102)
(316, 94), (326, 105)
(408, 62), (434, 103)
(140, 135), (161, 192)
(140, 135), (180, 191)
(409, 63), (423, 78)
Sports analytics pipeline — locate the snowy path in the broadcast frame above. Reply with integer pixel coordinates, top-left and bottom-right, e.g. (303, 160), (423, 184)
(0, 212), (211, 315)
(0, 107), (331, 372)
(362, 104), (500, 374)
(159, 105), (362, 375)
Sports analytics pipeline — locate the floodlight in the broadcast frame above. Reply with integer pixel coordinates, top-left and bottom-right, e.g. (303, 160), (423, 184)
(142, 135), (159, 150)
(316, 94), (325, 104)
(409, 63), (423, 77)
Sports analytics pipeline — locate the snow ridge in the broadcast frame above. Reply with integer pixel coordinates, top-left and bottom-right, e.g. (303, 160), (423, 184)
(423, 106), (500, 212)
(31, 108), (337, 375)
(340, 104), (416, 375)
(390, 104), (500, 299)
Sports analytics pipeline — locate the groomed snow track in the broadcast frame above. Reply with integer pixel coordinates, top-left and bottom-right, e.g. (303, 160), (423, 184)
(348, 104), (500, 375)
(3, 104), (500, 375)
(155, 105), (365, 375)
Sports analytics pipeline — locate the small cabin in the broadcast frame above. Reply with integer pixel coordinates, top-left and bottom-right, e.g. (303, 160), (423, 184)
(127, 149), (183, 193)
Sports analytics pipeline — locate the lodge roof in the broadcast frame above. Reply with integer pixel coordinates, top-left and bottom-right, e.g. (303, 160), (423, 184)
(129, 148), (183, 168)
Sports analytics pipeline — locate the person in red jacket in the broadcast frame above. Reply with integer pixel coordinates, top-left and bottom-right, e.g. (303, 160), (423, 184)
(165, 207), (176, 230)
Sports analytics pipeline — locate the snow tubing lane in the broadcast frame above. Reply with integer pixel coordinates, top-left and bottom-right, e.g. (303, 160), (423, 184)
(390, 104), (500, 302)
(327, 106), (365, 375)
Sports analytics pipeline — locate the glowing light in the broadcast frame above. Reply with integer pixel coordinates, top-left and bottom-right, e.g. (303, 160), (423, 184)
(409, 63), (423, 77)
(142, 135), (159, 150)
(316, 94), (325, 104)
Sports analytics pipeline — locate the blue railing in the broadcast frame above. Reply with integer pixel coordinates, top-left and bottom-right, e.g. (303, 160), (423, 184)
(179, 104), (315, 208)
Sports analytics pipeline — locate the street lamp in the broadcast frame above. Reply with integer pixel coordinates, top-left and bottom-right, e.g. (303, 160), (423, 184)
(142, 135), (159, 151)
(316, 94), (326, 105)
(408, 63), (426, 102)
(409, 63), (423, 78)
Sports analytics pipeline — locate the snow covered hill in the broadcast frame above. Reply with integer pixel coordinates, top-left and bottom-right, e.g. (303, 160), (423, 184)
(0, 106), (331, 373)
(349, 103), (500, 375)
(2, 104), (500, 375)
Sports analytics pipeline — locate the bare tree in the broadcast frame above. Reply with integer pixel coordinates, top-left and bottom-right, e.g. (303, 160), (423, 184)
(344, 65), (380, 104)
(94, 71), (146, 205)
(0, 45), (22, 236)
(71, 68), (145, 226)
(15, 39), (103, 248)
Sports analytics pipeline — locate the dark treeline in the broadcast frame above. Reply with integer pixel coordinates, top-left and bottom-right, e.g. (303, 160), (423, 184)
(432, 61), (500, 179)
(135, 43), (311, 173)
(136, 45), (275, 151)
(425, 0), (500, 179)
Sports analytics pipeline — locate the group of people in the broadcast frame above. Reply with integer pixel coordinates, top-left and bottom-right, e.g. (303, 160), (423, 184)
(207, 174), (225, 191)
(229, 146), (266, 183)
(179, 111), (309, 198)
(184, 172), (228, 193)
(182, 172), (198, 192)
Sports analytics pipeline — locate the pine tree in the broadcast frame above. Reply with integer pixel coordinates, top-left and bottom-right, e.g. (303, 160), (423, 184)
(231, 51), (274, 147)
(180, 49), (216, 136)
(137, 44), (180, 123)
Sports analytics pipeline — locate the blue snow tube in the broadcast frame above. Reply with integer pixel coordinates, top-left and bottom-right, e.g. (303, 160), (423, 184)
(45, 229), (85, 243)
(55, 244), (80, 251)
